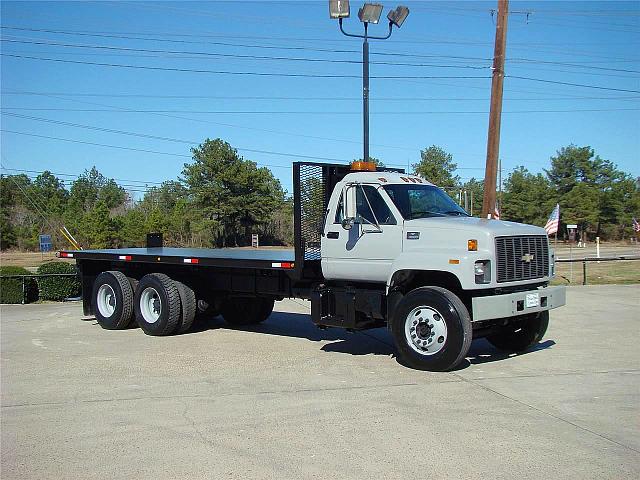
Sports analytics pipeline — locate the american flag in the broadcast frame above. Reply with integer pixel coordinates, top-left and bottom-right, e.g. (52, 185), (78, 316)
(545, 204), (560, 235)
(633, 217), (640, 233)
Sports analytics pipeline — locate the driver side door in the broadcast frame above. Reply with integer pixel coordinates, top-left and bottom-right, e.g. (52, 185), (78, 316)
(321, 184), (403, 282)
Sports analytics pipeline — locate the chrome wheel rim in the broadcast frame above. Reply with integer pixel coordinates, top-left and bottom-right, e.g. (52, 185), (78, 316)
(139, 287), (161, 324)
(404, 306), (448, 355)
(97, 284), (116, 318)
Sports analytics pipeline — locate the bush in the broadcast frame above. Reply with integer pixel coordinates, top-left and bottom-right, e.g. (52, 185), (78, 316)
(36, 262), (81, 301)
(0, 266), (38, 304)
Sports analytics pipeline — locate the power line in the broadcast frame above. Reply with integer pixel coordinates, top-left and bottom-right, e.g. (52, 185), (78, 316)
(0, 129), (354, 164)
(4, 25), (638, 63)
(0, 53), (492, 80)
(1, 167), (165, 186)
(3, 92), (424, 153)
(3, 107), (638, 114)
(3, 91), (639, 101)
(508, 75), (640, 93)
(0, 38), (491, 70)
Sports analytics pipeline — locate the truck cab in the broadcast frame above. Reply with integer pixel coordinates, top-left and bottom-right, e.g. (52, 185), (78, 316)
(309, 162), (565, 370)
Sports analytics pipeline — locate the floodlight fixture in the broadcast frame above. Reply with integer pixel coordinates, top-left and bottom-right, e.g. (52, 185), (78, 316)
(387, 5), (409, 28)
(329, 0), (350, 19)
(358, 3), (383, 24)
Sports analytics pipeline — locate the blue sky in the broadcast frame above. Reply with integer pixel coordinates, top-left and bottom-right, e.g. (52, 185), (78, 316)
(1, 0), (638, 197)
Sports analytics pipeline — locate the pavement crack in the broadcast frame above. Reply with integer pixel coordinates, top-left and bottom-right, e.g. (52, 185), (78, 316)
(450, 372), (640, 455)
(180, 399), (215, 448)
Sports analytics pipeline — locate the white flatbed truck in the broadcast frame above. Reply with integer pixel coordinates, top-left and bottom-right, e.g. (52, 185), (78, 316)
(60, 161), (566, 371)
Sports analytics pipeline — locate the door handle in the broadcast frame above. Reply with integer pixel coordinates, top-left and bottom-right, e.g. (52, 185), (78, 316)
(327, 231), (339, 239)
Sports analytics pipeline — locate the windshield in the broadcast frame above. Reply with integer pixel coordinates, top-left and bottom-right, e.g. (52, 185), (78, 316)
(383, 184), (470, 220)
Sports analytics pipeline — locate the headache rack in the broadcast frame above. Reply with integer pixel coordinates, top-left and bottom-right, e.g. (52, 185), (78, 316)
(292, 161), (403, 281)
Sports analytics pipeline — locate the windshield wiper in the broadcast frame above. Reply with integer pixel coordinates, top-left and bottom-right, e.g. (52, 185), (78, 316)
(444, 210), (470, 217)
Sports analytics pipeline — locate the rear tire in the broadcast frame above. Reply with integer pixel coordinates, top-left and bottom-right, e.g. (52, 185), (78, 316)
(221, 297), (274, 326)
(391, 287), (472, 372)
(134, 273), (181, 336)
(487, 311), (549, 352)
(174, 280), (197, 334)
(92, 271), (134, 330)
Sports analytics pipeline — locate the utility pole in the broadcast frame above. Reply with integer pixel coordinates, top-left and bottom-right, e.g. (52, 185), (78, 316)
(482, 0), (509, 218)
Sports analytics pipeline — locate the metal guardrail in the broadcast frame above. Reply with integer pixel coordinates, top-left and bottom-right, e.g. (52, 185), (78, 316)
(554, 255), (640, 285)
(0, 273), (79, 304)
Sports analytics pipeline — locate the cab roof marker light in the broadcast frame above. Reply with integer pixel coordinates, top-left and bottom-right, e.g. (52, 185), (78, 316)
(183, 258), (199, 264)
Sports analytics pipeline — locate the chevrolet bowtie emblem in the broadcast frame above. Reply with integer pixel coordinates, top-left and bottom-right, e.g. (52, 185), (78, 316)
(521, 253), (535, 263)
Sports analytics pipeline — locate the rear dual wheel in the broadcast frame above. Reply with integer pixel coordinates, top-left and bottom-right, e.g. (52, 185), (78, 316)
(92, 271), (136, 330)
(93, 272), (199, 336)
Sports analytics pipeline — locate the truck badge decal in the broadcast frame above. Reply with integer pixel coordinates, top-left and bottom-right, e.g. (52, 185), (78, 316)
(521, 253), (534, 263)
(407, 232), (420, 240)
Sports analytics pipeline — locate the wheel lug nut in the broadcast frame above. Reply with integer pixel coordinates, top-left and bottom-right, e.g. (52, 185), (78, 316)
(433, 314), (441, 321)
(413, 320), (418, 325)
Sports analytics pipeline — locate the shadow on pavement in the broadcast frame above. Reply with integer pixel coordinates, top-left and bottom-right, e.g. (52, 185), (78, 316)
(93, 310), (556, 370)
(465, 338), (556, 366)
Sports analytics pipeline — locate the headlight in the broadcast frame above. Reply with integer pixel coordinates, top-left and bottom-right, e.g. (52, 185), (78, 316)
(475, 260), (491, 284)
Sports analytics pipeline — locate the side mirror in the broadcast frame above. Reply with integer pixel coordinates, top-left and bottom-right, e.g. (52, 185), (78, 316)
(341, 217), (355, 230)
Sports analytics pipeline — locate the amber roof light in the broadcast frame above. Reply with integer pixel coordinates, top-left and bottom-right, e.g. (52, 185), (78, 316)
(351, 161), (377, 171)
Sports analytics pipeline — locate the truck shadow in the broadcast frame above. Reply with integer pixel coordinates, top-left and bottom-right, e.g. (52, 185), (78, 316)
(192, 311), (395, 356)
(454, 338), (556, 370)
(193, 311), (556, 370)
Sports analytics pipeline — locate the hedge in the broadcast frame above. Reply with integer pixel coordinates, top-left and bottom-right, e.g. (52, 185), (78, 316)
(0, 266), (38, 304)
(36, 262), (81, 301)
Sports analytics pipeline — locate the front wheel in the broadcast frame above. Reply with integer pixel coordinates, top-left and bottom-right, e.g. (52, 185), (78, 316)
(487, 311), (549, 352)
(391, 287), (472, 372)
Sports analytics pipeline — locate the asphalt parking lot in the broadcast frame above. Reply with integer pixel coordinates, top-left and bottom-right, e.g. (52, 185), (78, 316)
(1, 285), (639, 479)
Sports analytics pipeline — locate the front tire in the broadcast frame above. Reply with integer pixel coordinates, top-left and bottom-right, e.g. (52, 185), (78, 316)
(92, 271), (135, 330)
(487, 311), (549, 352)
(392, 287), (472, 372)
(134, 273), (181, 336)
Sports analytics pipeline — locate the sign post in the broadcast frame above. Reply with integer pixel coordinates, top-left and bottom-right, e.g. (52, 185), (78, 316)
(566, 225), (577, 283)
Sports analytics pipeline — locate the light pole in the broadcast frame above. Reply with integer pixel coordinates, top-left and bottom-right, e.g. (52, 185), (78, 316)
(329, 1), (409, 163)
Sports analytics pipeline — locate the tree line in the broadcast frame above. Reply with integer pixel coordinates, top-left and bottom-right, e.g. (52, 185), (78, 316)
(1, 139), (638, 251)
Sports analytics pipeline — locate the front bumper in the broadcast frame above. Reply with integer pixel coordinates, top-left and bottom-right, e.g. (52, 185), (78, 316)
(471, 285), (566, 322)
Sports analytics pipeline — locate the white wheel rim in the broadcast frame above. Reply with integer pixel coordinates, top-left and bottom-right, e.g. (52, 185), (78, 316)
(404, 306), (448, 355)
(139, 287), (162, 324)
(97, 284), (116, 318)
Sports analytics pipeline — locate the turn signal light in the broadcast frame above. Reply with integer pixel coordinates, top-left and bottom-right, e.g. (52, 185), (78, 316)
(351, 161), (377, 172)
(468, 239), (478, 251)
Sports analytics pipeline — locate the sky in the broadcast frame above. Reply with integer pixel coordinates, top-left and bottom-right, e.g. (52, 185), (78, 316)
(1, 0), (639, 197)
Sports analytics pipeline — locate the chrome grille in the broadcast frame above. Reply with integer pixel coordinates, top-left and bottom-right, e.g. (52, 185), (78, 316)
(495, 235), (549, 283)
